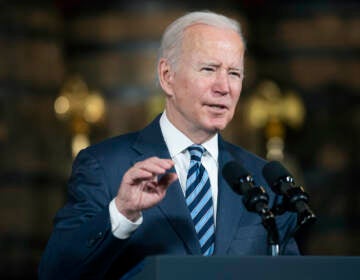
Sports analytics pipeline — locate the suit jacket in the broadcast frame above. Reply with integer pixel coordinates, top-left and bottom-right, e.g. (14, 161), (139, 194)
(39, 115), (299, 279)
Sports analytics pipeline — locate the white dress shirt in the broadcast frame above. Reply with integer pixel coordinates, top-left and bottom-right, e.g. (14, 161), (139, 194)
(109, 112), (219, 239)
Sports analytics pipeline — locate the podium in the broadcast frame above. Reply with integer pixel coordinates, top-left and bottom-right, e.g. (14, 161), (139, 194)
(131, 255), (360, 280)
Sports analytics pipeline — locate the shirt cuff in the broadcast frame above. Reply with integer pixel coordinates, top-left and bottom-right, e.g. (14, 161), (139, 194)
(109, 198), (143, 239)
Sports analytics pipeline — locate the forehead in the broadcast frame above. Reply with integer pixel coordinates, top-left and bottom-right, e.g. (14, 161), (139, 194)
(181, 24), (245, 62)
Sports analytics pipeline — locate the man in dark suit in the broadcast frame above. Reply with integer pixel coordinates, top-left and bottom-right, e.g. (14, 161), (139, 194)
(39, 11), (299, 279)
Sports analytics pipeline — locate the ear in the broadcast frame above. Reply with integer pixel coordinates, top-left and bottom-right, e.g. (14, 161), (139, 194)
(158, 58), (175, 97)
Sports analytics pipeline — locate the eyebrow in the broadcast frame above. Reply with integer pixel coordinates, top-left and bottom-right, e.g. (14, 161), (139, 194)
(199, 62), (220, 67)
(229, 67), (243, 72)
(199, 62), (242, 69)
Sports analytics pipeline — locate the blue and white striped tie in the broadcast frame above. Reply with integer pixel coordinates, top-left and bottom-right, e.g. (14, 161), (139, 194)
(185, 144), (215, 256)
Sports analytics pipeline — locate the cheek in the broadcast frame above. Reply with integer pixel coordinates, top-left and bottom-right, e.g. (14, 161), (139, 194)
(183, 79), (208, 102)
(234, 91), (241, 104)
(231, 83), (243, 102)
(175, 73), (196, 96)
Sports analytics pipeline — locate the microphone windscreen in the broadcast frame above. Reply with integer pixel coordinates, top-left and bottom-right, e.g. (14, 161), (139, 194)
(262, 161), (291, 185)
(222, 161), (249, 187)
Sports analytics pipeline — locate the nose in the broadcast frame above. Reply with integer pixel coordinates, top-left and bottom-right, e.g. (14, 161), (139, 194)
(213, 70), (230, 95)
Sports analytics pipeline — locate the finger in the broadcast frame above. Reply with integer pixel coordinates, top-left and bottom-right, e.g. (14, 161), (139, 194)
(151, 158), (174, 169)
(135, 158), (174, 176)
(158, 172), (178, 190)
(140, 174), (176, 199)
(142, 181), (158, 193)
(135, 158), (174, 172)
(126, 168), (154, 184)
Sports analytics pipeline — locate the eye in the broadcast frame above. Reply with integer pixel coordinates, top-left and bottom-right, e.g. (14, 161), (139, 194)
(201, 67), (215, 72)
(229, 71), (243, 79)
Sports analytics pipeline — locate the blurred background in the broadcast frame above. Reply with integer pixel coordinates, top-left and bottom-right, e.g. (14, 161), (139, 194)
(0, 0), (359, 278)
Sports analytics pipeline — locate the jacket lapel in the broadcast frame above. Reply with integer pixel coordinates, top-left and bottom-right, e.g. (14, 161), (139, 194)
(131, 116), (201, 254)
(214, 137), (247, 255)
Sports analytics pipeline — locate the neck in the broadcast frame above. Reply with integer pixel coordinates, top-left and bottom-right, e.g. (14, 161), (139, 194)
(187, 131), (216, 145)
(164, 111), (216, 144)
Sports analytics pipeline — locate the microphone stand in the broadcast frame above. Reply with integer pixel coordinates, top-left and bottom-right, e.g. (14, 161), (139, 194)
(258, 207), (280, 256)
(243, 187), (280, 256)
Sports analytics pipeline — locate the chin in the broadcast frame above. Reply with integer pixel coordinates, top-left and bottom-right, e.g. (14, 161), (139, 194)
(211, 118), (231, 130)
(207, 121), (228, 132)
(214, 124), (227, 131)
(201, 115), (231, 133)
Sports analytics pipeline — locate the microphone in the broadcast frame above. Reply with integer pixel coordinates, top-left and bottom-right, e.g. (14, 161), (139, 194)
(222, 161), (279, 254)
(262, 161), (316, 227)
(223, 161), (270, 215)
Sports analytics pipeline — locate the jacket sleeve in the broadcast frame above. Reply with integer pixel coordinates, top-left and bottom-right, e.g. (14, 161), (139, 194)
(38, 149), (130, 279)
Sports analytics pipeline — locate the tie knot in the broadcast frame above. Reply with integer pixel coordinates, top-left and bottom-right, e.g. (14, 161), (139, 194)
(188, 144), (205, 162)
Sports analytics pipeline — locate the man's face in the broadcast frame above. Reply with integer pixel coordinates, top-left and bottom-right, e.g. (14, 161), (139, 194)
(161, 24), (245, 142)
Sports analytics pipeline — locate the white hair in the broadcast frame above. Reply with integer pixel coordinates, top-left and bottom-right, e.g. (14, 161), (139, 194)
(158, 11), (245, 70)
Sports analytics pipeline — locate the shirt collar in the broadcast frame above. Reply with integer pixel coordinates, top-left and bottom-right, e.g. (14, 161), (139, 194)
(160, 112), (218, 162)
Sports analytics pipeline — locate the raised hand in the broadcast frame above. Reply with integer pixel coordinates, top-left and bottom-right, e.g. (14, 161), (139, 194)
(115, 157), (178, 221)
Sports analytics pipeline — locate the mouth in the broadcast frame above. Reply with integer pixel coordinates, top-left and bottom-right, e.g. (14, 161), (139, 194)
(206, 104), (228, 111)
